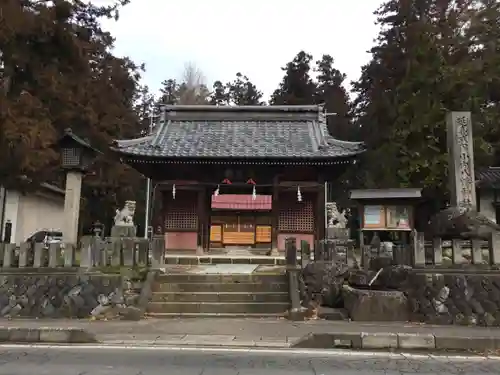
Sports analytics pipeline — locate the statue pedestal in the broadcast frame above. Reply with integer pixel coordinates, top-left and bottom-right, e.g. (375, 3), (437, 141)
(111, 225), (137, 238)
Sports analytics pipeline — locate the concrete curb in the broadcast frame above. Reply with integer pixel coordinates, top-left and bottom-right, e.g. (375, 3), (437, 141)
(292, 332), (500, 352)
(0, 327), (97, 344)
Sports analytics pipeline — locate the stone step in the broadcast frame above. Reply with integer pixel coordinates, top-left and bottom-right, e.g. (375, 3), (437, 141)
(318, 307), (349, 321)
(153, 282), (288, 293)
(146, 312), (286, 319)
(151, 291), (289, 303)
(147, 302), (289, 314)
(156, 273), (286, 284)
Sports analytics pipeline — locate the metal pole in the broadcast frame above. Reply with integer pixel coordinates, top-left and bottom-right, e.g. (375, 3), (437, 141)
(143, 105), (155, 239)
(324, 181), (328, 232)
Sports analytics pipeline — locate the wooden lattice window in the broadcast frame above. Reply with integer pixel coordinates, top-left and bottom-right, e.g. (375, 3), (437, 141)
(279, 200), (314, 232)
(164, 193), (198, 231)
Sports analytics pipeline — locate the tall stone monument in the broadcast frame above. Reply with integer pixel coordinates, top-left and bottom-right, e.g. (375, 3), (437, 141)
(446, 111), (476, 210)
(428, 112), (500, 240)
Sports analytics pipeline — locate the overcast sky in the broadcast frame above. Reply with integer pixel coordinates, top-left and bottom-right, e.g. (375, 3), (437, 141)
(98, 0), (385, 100)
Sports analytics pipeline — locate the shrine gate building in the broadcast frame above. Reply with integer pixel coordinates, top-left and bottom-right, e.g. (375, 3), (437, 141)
(111, 105), (365, 255)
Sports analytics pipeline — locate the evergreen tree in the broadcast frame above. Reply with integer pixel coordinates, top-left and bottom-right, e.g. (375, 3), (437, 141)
(314, 55), (353, 139)
(209, 73), (263, 105)
(0, 0), (147, 233)
(352, 0), (496, 201)
(227, 73), (263, 105)
(209, 80), (229, 105)
(270, 51), (316, 105)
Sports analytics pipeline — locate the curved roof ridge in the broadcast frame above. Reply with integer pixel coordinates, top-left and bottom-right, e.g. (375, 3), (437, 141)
(163, 105), (320, 112)
(114, 135), (154, 148)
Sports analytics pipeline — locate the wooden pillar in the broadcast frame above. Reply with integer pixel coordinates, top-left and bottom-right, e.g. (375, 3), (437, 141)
(203, 187), (212, 252)
(196, 186), (212, 254)
(271, 176), (279, 256)
(197, 187), (205, 254)
(316, 178), (326, 243)
(151, 186), (165, 236)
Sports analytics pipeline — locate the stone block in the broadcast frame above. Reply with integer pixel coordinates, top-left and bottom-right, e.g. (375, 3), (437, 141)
(343, 285), (409, 321)
(397, 333), (435, 349)
(361, 332), (398, 349)
(292, 333), (359, 349)
(0, 329), (10, 342)
(39, 329), (71, 343)
(434, 336), (499, 351)
(111, 225), (136, 238)
(67, 329), (98, 343)
(8, 328), (40, 342)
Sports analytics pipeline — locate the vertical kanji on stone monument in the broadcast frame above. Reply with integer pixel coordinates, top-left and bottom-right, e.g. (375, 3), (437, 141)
(446, 112), (476, 210)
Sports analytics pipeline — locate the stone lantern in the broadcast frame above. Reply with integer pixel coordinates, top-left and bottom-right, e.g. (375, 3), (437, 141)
(57, 128), (99, 245)
(58, 128), (97, 172)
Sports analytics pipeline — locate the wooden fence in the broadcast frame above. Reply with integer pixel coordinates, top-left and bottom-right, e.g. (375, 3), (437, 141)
(0, 236), (166, 269)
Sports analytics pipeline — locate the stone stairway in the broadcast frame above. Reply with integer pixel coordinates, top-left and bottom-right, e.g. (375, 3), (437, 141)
(147, 271), (289, 318)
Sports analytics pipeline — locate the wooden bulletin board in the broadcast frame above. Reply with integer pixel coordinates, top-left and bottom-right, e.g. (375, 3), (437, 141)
(362, 205), (412, 230)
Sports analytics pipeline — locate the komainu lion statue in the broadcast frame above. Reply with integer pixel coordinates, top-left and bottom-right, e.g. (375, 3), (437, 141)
(113, 200), (136, 226)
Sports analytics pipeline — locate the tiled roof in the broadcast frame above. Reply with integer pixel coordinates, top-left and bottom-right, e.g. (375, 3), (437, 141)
(476, 167), (500, 188)
(112, 105), (365, 160)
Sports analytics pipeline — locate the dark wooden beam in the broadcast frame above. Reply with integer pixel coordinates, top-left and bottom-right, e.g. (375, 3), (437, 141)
(271, 175), (279, 254)
(315, 176), (326, 246)
(197, 187), (206, 253)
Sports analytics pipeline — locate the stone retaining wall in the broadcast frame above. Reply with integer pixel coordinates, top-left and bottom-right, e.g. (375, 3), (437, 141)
(299, 261), (500, 326)
(406, 271), (500, 326)
(0, 271), (146, 320)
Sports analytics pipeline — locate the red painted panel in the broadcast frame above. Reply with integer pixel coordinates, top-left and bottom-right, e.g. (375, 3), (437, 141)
(211, 194), (272, 210)
(278, 233), (314, 252)
(165, 231), (197, 251)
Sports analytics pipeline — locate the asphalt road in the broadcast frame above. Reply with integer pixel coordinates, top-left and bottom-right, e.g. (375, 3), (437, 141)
(0, 345), (498, 374)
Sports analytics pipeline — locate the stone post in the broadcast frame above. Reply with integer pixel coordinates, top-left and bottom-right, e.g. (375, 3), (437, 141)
(63, 171), (83, 245)
(471, 238), (483, 265)
(151, 235), (165, 268)
(48, 243), (60, 267)
(412, 231), (425, 267)
(79, 236), (92, 268)
(285, 237), (304, 321)
(122, 238), (135, 266)
(447, 111), (476, 209)
(33, 243), (44, 268)
(63, 243), (75, 267)
(18, 242), (30, 267)
(432, 238), (443, 266)
(3, 244), (15, 267)
(110, 239), (122, 266)
(488, 232), (500, 265)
